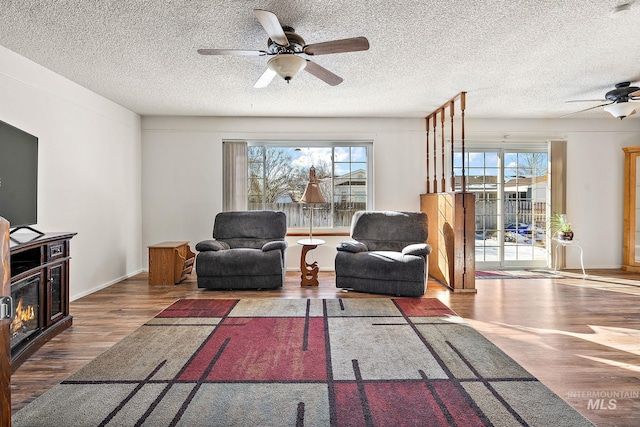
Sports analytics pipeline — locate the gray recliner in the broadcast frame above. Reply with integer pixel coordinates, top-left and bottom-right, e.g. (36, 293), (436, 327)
(335, 211), (432, 297)
(195, 211), (287, 290)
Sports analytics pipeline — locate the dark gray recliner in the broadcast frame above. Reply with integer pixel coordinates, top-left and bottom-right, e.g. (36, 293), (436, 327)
(195, 211), (287, 290)
(335, 211), (432, 297)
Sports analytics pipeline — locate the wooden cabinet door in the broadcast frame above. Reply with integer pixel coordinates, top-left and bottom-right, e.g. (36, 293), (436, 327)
(623, 147), (640, 271)
(0, 218), (11, 426)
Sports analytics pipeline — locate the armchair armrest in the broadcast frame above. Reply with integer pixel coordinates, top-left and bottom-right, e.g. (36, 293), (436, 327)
(337, 241), (368, 253)
(262, 241), (288, 252)
(402, 243), (432, 257)
(195, 240), (230, 252)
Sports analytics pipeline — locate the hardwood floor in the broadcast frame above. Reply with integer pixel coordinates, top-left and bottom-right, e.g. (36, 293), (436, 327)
(10, 270), (640, 426)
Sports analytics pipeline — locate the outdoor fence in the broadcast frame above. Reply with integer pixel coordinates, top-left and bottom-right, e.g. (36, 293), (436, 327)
(250, 198), (545, 232)
(475, 199), (547, 230)
(249, 202), (367, 228)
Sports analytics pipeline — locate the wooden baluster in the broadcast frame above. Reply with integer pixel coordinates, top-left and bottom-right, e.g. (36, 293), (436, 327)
(426, 116), (431, 193)
(450, 101), (455, 192)
(460, 92), (467, 192)
(432, 112), (437, 193)
(440, 108), (446, 192)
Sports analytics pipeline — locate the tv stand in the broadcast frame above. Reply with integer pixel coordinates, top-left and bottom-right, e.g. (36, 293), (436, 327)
(9, 232), (76, 372)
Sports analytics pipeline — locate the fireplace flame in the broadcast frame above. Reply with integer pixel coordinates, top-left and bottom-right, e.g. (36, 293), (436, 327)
(11, 298), (36, 338)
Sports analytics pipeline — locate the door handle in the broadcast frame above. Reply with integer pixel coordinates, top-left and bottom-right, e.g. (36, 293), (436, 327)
(0, 296), (13, 320)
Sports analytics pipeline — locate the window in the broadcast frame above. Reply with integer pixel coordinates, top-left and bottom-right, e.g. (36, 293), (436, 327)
(454, 147), (549, 267)
(225, 141), (372, 230)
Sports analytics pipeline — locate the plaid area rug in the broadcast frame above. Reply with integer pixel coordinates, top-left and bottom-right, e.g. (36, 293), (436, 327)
(13, 298), (592, 426)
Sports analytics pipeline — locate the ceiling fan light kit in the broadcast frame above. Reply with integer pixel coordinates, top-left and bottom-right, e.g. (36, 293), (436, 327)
(198, 9), (369, 88)
(267, 54), (307, 82)
(563, 81), (640, 120)
(604, 102), (637, 120)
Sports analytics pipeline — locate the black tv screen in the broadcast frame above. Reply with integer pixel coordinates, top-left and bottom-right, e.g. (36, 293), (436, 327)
(0, 120), (38, 228)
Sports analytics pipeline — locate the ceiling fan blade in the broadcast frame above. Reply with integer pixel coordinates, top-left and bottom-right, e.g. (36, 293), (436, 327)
(559, 102), (612, 118)
(304, 37), (370, 56)
(253, 9), (289, 46)
(304, 60), (343, 86)
(254, 68), (277, 88)
(631, 89), (640, 98)
(565, 99), (607, 103)
(197, 49), (269, 56)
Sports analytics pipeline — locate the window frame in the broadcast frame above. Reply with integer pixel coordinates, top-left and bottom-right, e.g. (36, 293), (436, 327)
(453, 142), (551, 268)
(245, 140), (373, 233)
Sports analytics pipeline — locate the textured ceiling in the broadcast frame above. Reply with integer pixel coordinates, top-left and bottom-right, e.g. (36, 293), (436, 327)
(1, 0), (639, 119)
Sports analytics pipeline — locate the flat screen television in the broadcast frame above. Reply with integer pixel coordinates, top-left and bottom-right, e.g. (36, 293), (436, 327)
(0, 120), (39, 232)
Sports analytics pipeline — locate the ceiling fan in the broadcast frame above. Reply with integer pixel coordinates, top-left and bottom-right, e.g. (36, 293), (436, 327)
(562, 82), (640, 120)
(197, 9), (369, 88)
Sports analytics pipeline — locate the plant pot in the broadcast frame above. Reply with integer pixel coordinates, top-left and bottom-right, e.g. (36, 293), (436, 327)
(557, 231), (574, 241)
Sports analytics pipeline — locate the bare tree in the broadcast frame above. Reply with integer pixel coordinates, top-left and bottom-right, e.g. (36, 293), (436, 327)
(289, 158), (332, 201)
(248, 147), (335, 204)
(514, 152), (547, 178)
(248, 147), (292, 203)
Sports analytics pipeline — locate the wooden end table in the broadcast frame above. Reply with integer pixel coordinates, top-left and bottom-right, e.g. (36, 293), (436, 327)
(148, 241), (195, 285)
(297, 239), (325, 287)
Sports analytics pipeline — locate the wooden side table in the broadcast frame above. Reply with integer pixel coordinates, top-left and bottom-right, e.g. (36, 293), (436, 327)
(148, 241), (195, 285)
(297, 239), (325, 287)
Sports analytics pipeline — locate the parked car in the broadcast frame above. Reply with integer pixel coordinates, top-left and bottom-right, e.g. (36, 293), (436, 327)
(504, 222), (532, 235)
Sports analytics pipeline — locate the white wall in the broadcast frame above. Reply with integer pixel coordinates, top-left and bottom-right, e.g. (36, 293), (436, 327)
(0, 46), (142, 300)
(143, 116), (640, 272)
(141, 116), (426, 271)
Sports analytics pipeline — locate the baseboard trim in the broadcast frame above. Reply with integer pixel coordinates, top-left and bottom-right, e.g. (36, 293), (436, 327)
(70, 269), (145, 302)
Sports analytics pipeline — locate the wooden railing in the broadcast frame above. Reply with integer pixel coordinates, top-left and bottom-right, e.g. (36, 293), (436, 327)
(425, 92), (466, 194)
(421, 92), (475, 293)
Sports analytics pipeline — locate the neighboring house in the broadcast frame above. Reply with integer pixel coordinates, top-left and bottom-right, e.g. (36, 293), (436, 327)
(504, 174), (547, 201)
(460, 174), (547, 200)
(334, 169), (367, 203)
(462, 174), (548, 232)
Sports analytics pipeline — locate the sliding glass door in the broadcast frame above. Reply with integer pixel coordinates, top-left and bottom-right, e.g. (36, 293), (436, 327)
(454, 147), (549, 268)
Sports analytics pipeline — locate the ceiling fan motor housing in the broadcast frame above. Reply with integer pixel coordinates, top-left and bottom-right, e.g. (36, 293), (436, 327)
(605, 82), (640, 102)
(267, 27), (306, 54)
(198, 9), (368, 87)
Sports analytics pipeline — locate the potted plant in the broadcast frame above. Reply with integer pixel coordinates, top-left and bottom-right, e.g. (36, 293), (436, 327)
(550, 213), (573, 240)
